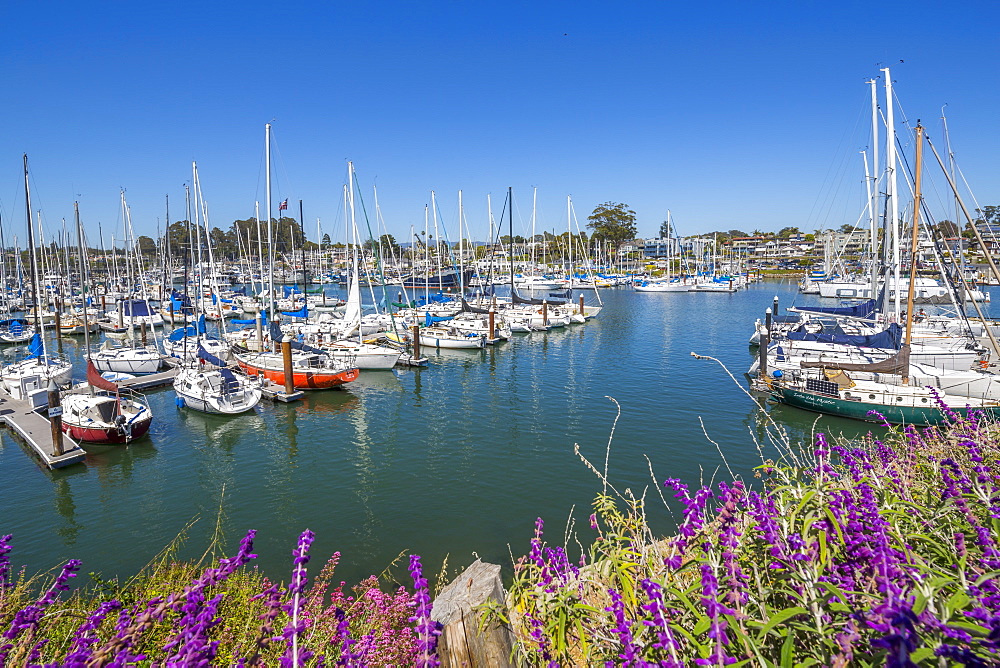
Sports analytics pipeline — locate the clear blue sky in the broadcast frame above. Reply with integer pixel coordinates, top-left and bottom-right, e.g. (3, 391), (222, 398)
(2, 1), (998, 247)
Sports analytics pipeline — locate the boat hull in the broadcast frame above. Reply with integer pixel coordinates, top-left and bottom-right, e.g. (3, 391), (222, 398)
(62, 415), (152, 444)
(236, 358), (360, 389)
(772, 385), (1000, 426)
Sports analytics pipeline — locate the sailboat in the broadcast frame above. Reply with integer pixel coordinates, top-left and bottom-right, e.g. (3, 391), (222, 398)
(235, 322), (360, 389)
(1, 156), (74, 397)
(59, 203), (153, 444)
(174, 345), (262, 414)
(60, 361), (153, 443)
(769, 123), (1000, 426)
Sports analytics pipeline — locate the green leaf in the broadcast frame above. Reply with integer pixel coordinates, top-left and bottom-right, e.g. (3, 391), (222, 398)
(760, 606), (809, 636)
(780, 630), (794, 667)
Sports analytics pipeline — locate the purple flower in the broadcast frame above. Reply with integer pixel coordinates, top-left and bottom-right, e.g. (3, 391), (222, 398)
(0, 534), (12, 591)
(408, 555), (440, 668)
(281, 529), (316, 667)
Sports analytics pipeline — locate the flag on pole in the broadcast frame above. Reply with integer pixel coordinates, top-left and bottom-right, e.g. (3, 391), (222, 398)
(279, 198), (288, 211)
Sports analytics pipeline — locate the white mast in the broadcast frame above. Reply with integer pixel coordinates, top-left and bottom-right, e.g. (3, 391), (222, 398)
(458, 190), (465, 295)
(265, 123), (275, 314)
(882, 67), (900, 320)
(868, 78), (880, 301)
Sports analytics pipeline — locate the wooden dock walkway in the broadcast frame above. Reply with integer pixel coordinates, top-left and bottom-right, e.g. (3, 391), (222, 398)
(0, 392), (86, 469)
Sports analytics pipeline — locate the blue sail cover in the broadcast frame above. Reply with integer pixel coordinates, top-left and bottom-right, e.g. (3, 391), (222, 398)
(786, 322), (902, 349)
(416, 292), (451, 306)
(121, 300), (154, 317)
(197, 344), (226, 368)
(232, 310), (266, 326)
(795, 298), (878, 320)
(26, 332), (43, 358)
(167, 325), (197, 341)
(197, 314), (207, 334)
(282, 305), (309, 318)
(283, 286), (302, 297)
(424, 312), (452, 327)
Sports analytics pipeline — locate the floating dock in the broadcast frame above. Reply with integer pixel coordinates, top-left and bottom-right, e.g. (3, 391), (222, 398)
(0, 392), (86, 469)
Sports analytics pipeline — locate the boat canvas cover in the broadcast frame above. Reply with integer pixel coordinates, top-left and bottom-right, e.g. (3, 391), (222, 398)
(799, 344), (911, 376)
(282, 304), (309, 318)
(26, 332), (43, 358)
(786, 323), (902, 350)
(232, 310), (266, 326)
(167, 325), (198, 341)
(121, 300), (155, 317)
(197, 344), (227, 368)
(460, 298), (491, 314)
(794, 298), (878, 320)
(510, 288), (566, 306)
(87, 360), (119, 392)
(268, 321), (326, 355)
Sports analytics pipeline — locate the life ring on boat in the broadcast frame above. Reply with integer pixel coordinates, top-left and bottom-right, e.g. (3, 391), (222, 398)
(979, 360), (989, 370)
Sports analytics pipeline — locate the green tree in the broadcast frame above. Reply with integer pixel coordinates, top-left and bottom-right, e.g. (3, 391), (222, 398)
(777, 226), (800, 239)
(934, 220), (961, 238)
(321, 233), (331, 246)
(659, 219), (671, 238)
(136, 235), (157, 255)
(587, 202), (637, 248)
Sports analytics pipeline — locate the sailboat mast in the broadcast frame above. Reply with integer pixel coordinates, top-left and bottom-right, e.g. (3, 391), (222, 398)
(868, 78), (880, 301)
(902, 124), (925, 385)
(882, 67), (901, 320)
(458, 189), (464, 295)
(23, 155), (41, 336)
(265, 123), (275, 315)
(508, 187), (514, 296)
(74, 202), (94, 395)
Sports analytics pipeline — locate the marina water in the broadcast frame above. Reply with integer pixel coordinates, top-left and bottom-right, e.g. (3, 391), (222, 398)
(4, 279), (994, 585)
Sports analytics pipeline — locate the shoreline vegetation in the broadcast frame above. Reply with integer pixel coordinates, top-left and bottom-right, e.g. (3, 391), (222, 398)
(3, 400), (1000, 665)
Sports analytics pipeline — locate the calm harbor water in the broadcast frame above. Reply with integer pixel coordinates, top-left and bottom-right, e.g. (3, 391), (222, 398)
(3, 279), (995, 586)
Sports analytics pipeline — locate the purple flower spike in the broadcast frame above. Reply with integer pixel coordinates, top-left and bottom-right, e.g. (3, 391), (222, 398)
(281, 529), (316, 668)
(408, 555), (440, 668)
(0, 534), (12, 591)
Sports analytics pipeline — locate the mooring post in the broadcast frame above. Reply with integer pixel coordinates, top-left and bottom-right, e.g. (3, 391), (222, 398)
(282, 335), (294, 395)
(47, 379), (64, 457)
(579, 294), (585, 316)
(411, 324), (421, 359)
(488, 309), (496, 340)
(255, 311), (264, 352)
(53, 297), (62, 332)
(168, 300), (175, 324)
(542, 300), (548, 327)
(117, 302), (124, 329)
(140, 321), (148, 347)
(432, 560), (514, 667)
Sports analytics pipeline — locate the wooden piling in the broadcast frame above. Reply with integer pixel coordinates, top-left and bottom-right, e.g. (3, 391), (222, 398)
(411, 325), (421, 359)
(542, 301), (548, 327)
(53, 298), (62, 332)
(579, 294), (585, 316)
(488, 309), (496, 340)
(432, 560), (514, 667)
(282, 336), (294, 395)
(255, 312), (264, 353)
(47, 381), (64, 457)
(140, 321), (148, 347)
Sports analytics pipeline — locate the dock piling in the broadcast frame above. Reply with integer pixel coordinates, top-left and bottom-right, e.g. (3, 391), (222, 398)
(47, 380), (64, 457)
(282, 336), (294, 396)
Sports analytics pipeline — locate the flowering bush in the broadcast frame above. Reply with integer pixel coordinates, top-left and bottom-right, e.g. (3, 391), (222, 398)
(509, 411), (1000, 665)
(0, 530), (437, 666)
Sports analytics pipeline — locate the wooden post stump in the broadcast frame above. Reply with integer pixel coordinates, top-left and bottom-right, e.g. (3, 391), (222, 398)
(431, 560), (514, 667)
